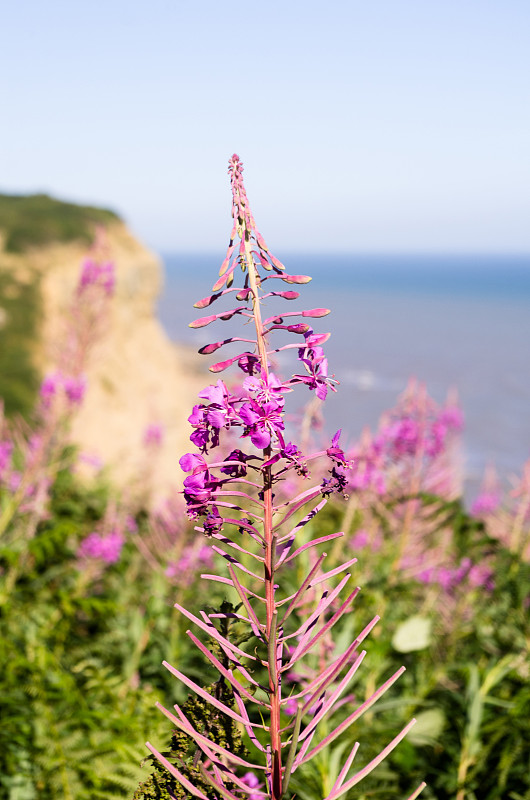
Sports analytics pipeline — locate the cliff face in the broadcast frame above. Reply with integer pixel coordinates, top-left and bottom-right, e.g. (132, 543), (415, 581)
(1, 220), (205, 501)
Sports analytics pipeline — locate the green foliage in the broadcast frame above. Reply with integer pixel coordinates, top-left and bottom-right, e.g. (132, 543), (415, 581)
(0, 451), (528, 799)
(0, 464), (208, 800)
(0, 193), (120, 253)
(133, 684), (248, 799)
(285, 495), (530, 800)
(0, 269), (41, 417)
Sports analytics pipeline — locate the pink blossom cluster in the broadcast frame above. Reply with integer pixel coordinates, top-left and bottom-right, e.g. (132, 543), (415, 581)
(181, 367), (350, 522)
(471, 491), (500, 517)
(377, 399), (463, 462)
(417, 557), (494, 593)
(78, 258), (115, 296)
(39, 371), (87, 410)
(77, 529), (125, 564)
(343, 383), (464, 498)
(143, 423), (164, 447)
(165, 543), (213, 582)
(0, 440), (13, 481)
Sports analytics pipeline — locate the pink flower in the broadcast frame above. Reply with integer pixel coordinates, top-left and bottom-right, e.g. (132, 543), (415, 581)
(166, 544), (213, 580)
(438, 406), (464, 432)
(283, 698), (298, 716)
(39, 372), (61, 407)
(63, 375), (86, 405)
(78, 259), (115, 296)
(78, 530), (124, 564)
(143, 423), (164, 447)
(350, 530), (370, 550)
(0, 440), (13, 479)
(241, 771), (264, 800)
(471, 492), (500, 517)
(467, 564), (494, 591)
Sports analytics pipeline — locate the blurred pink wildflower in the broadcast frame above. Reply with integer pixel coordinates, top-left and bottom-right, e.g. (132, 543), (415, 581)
(78, 529), (125, 564)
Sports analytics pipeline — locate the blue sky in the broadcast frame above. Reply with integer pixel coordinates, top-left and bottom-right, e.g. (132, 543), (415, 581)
(1, 0), (529, 253)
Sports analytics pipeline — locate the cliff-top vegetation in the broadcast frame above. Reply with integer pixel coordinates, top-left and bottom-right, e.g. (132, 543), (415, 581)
(0, 192), (120, 253)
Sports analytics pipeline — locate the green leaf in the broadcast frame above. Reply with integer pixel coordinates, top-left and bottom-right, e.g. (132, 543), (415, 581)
(406, 709), (445, 745)
(392, 616), (432, 653)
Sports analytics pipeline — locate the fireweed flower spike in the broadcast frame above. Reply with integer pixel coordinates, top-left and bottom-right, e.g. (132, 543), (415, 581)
(147, 155), (424, 800)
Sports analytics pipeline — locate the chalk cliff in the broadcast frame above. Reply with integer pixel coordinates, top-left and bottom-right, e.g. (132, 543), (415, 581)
(0, 217), (205, 501)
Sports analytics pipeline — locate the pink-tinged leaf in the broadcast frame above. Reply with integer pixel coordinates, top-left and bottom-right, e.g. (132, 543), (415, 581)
(233, 691), (267, 752)
(199, 764), (242, 800)
(221, 517), (263, 539)
(298, 652), (365, 741)
(323, 719), (417, 800)
(173, 601), (256, 659)
(211, 546), (266, 583)
(405, 782), (427, 800)
(212, 532), (265, 562)
(283, 574), (352, 650)
(273, 486), (323, 529)
(156, 702), (264, 771)
(186, 630), (268, 707)
(298, 666), (407, 766)
(284, 641), (365, 704)
(277, 498), (328, 545)
(214, 490), (265, 509)
(200, 574), (266, 603)
(278, 553), (327, 621)
(163, 660), (261, 727)
(189, 314), (217, 328)
(228, 565), (266, 639)
(211, 763), (268, 798)
(283, 532), (344, 564)
(192, 626), (267, 690)
(302, 308), (331, 318)
(285, 587), (361, 668)
(145, 742), (209, 799)
(308, 558), (358, 588)
(198, 609), (263, 668)
(330, 743), (360, 792)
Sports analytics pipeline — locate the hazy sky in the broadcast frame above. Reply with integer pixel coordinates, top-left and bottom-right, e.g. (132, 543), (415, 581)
(1, 0), (529, 253)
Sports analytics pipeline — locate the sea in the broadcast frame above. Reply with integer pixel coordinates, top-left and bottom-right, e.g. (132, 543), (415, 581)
(157, 253), (530, 499)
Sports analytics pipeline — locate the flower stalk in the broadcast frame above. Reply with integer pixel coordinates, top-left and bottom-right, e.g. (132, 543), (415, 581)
(148, 155), (424, 800)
